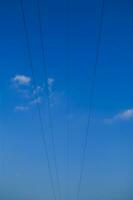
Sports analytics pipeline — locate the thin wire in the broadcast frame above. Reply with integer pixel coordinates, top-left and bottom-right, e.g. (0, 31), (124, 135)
(19, 1), (57, 200)
(65, 0), (70, 198)
(76, 1), (105, 200)
(36, 1), (61, 200)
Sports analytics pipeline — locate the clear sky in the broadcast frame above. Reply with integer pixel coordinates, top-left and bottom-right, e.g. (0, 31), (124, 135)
(0, 0), (133, 199)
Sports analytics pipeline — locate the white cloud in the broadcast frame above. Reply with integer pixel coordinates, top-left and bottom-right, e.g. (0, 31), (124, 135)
(30, 97), (42, 105)
(33, 86), (44, 95)
(48, 78), (54, 93)
(11, 75), (56, 112)
(12, 75), (31, 86)
(115, 109), (133, 120)
(15, 96), (42, 112)
(11, 74), (45, 112)
(15, 105), (29, 112)
(104, 108), (133, 124)
(48, 78), (54, 86)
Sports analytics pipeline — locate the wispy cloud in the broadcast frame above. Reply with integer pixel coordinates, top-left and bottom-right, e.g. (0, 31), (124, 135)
(48, 78), (54, 86)
(48, 78), (54, 93)
(11, 75), (57, 112)
(33, 86), (44, 96)
(30, 97), (42, 105)
(12, 75), (31, 86)
(15, 105), (29, 112)
(104, 108), (133, 124)
(15, 97), (42, 112)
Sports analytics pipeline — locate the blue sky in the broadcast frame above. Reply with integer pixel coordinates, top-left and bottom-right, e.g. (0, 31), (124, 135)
(0, 0), (133, 199)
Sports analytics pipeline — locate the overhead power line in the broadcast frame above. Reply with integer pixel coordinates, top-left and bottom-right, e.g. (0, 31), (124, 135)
(19, 1), (57, 200)
(65, 0), (71, 198)
(76, 1), (105, 200)
(36, 1), (61, 200)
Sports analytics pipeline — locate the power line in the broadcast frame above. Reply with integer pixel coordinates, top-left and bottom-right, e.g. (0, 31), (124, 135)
(65, 0), (70, 198)
(76, 1), (105, 200)
(19, 1), (57, 200)
(36, 1), (61, 200)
